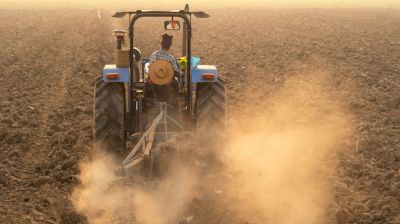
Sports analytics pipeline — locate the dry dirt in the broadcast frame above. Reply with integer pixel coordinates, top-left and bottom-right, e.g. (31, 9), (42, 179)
(0, 8), (400, 224)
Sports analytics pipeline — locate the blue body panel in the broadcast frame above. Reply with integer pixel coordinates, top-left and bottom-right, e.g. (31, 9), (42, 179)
(103, 65), (130, 82)
(191, 65), (218, 83)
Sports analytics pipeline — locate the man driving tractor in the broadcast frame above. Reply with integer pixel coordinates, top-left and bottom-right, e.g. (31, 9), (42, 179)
(149, 34), (181, 75)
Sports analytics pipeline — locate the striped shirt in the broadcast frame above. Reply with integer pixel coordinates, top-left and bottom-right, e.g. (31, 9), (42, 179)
(149, 49), (181, 73)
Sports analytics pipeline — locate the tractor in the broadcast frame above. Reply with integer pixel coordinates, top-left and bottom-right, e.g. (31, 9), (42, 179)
(93, 4), (227, 179)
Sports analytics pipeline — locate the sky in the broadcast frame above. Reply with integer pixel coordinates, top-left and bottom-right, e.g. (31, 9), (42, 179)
(0, 0), (399, 9)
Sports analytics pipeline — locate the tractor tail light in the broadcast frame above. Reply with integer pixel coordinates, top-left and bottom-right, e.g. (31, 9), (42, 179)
(106, 73), (119, 80)
(202, 73), (215, 80)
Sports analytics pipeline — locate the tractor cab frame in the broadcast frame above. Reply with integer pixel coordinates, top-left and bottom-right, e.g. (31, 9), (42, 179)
(112, 7), (210, 117)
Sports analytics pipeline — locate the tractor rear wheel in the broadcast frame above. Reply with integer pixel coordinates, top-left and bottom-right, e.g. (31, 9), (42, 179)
(195, 76), (227, 154)
(93, 78), (126, 160)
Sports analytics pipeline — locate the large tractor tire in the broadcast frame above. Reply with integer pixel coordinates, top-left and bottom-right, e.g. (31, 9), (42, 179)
(93, 78), (126, 159)
(195, 76), (227, 154)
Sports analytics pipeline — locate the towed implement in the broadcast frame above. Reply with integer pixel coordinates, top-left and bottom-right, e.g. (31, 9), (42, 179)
(93, 4), (227, 180)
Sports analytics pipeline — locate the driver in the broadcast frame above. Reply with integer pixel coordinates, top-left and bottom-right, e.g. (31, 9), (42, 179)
(149, 34), (181, 75)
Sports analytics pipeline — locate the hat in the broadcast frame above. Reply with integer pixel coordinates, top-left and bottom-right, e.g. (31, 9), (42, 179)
(149, 60), (174, 85)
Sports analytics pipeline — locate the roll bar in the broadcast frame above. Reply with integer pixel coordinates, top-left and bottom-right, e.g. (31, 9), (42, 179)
(128, 11), (193, 114)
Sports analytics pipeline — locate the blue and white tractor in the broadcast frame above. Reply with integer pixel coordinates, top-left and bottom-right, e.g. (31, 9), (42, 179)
(93, 4), (227, 179)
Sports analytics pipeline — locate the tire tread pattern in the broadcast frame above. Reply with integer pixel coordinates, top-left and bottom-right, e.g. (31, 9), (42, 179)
(196, 77), (227, 150)
(93, 78), (126, 158)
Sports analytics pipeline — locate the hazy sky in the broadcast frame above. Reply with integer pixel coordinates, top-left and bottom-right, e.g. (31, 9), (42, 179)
(1, 0), (399, 9)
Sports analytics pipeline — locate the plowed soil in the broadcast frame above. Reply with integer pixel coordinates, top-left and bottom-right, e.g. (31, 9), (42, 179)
(0, 9), (399, 224)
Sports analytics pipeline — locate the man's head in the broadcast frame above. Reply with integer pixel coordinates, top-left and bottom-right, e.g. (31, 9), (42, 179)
(161, 34), (173, 50)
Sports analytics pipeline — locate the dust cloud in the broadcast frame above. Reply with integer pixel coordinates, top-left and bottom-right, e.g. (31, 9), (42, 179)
(72, 71), (352, 223)
(214, 71), (352, 223)
(71, 153), (128, 223)
(71, 144), (200, 223)
(132, 164), (198, 224)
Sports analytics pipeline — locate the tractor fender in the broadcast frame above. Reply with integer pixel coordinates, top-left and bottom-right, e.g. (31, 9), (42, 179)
(103, 64), (130, 82)
(191, 65), (218, 83)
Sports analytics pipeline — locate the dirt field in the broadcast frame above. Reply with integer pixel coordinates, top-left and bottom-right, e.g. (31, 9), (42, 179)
(0, 8), (399, 224)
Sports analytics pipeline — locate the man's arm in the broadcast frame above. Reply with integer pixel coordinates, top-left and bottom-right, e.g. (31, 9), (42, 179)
(172, 58), (181, 73)
(149, 51), (156, 63)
